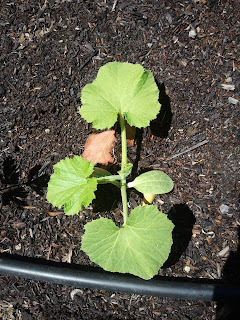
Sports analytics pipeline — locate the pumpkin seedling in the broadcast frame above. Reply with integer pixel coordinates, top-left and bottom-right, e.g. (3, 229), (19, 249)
(47, 62), (174, 280)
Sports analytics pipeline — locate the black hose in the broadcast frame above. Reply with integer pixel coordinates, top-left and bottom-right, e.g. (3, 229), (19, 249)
(0, 256), (239, 301)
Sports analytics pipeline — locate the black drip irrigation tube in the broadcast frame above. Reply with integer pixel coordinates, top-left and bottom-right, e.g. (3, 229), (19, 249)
(0, 255), (240, 302)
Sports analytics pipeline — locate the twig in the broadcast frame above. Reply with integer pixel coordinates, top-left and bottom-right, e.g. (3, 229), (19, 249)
(0, 147), (9, 155)
(112, 0), (118, 11)
(79, 50), (98, 72)
(169, 139), (209, 160)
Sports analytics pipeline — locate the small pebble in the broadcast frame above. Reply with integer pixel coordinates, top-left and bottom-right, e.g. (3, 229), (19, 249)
(196, 26), (201, 33)
(219, 204), (230, 214)
(189, 29), (197, 39)
(220, 83), (235, 90)
(226, 77), (232, 83)
(166, 13), (173, 24)
(228, 97), (238, 105)
(184, 265), (191, 273)
(15, 244), (21, 251)
(173, 36), (178, 43)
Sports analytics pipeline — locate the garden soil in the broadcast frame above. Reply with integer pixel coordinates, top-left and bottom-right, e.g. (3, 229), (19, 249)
(0, 0), (239, 319)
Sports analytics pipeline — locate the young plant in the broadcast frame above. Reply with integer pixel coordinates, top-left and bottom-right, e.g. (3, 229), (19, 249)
(47, 62), (174, 280)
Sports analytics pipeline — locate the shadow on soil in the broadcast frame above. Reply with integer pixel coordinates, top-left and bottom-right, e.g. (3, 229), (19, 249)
(0, 156), (28, 206)
(132, 82), (172, 178)
(92, 183), (121, 213)
(0, 156), (49, 206)
(150, 82), (172, 138)
(216, 226), (240, 320)
(27, 164), (50, 196)
(163, 203), (196, 268)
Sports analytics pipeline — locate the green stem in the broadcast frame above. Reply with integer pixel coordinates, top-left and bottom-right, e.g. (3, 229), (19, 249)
(96, 177), (121, 189)
(96, 175), (122, 183)
(119, 114), (128, 225)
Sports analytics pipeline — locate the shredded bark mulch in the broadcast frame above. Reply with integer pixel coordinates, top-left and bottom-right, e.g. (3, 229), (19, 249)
(0, 0), (239, 319)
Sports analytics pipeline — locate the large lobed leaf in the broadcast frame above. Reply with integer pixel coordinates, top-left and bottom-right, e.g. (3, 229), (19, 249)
(81, 205), (174, 280)
(47, 156), (97, 215)
(80, 62), (161, 129)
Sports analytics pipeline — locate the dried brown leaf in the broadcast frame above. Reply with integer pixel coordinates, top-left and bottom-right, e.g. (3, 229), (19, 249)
(82, 130), (116, 165)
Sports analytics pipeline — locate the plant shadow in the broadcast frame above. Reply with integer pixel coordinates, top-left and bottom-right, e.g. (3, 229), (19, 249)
(0, 157), (50, 207)
(163, 203), (196, 268)
(150, 82), (172, 138)
(27, 164), (50, 196)
(0, 156), (28, 206)
(216, 226), (240, 319)
(1, 187), (28, 207)
(132, 82), (172, 177)
(0, 156), (19, 184)
(92, 183), (121, 213)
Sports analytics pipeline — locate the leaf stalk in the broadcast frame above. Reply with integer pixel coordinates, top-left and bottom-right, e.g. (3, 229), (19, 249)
(119, 113), (128, 225)
(96, 175), (121, 188)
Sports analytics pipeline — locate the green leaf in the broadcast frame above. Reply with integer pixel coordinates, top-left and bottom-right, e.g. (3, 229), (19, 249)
(80, 62), (161, 129)
(127, 170), (173, 194)
(118, 163), (133, 179)
(91, 167), (112, 178)
(47, 156), (97, 215)
(81, 205), (174, 280)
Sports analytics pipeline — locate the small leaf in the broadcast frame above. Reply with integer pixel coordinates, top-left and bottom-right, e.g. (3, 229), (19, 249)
(91, 167), (112, 178)
(80, 62), (161, 129)
(128, 170), (173, 194)
(82, 130), (116, 165)
(47, 156), (97, 215)
(81, 205), (174, 280)
(117, 163), (133, 179)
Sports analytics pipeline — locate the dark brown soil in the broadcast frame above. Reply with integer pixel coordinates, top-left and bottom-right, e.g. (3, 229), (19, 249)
(0, 0), (239, 319)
